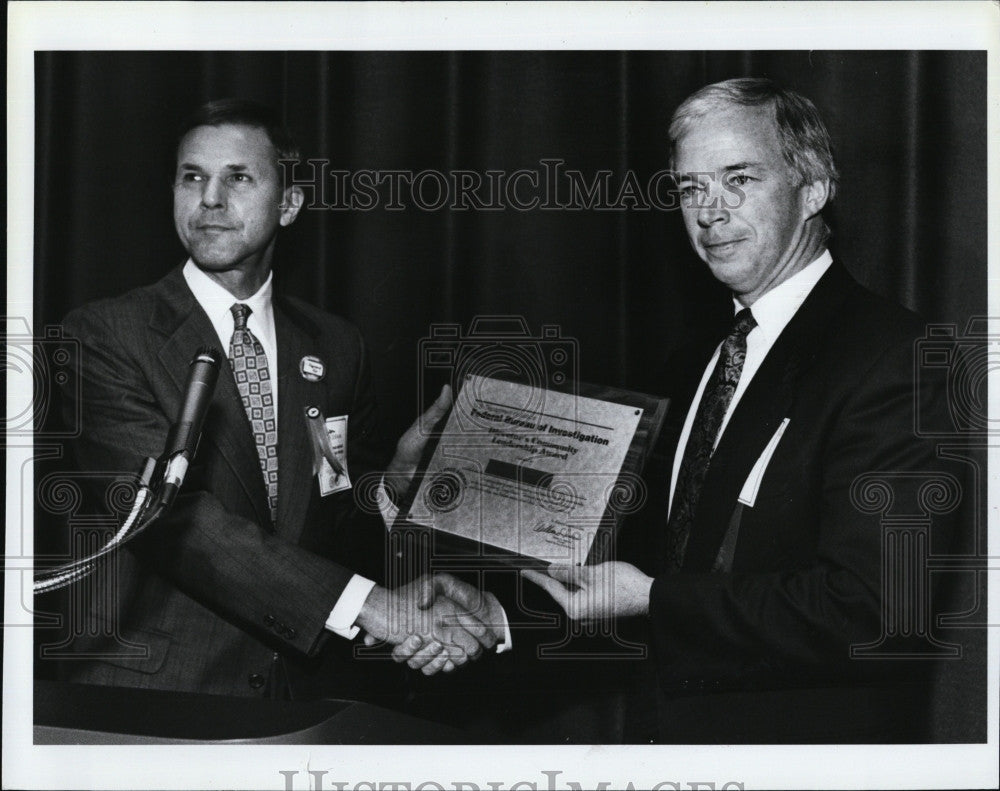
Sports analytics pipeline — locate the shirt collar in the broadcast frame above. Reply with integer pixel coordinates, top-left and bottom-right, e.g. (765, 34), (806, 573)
(182, 259), (275, 348)
(734, 250), (833, 344)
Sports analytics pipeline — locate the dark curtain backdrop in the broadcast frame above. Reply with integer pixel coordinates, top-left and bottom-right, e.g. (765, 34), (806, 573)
(34, 50), (986, 441)
(30, 50), (988, 742)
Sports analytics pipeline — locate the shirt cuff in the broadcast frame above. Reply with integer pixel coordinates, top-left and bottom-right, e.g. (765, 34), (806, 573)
(496, 608), (513, 653)
(325, 574), (377, 640)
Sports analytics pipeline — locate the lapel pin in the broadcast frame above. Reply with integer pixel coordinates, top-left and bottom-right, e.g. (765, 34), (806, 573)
(300, 355), (325, 382)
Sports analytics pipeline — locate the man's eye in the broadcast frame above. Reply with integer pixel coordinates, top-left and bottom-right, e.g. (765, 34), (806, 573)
(678, 184), (707, 205)
(178, 172), (203, 183)
(228, 173), (252, 185)
(727, 173), (752, 187)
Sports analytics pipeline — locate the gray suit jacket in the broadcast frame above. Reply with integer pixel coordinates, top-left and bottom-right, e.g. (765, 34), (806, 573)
(57, 266), (388, 697)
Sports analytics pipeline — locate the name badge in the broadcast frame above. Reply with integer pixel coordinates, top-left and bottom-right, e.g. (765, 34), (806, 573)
(304, 407), (352, 496)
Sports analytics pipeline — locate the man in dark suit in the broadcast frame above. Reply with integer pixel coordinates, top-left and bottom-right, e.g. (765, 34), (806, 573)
(57, 99), (498, 699)
(524, 78), (960, 742)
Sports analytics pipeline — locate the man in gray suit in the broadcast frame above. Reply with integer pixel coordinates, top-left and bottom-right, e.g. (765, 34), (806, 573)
(58, 99), (499, 698)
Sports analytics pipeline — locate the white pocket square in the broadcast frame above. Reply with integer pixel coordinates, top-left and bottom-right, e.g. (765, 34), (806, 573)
(738, 418), (790, 507)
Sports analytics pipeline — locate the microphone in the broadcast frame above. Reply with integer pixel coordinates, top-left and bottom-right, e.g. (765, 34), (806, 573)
(161, 347), (222, 505)
(33, 348), (224, 592)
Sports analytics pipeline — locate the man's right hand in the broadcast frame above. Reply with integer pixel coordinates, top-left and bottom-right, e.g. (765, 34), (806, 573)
(356, 572), (498, 675)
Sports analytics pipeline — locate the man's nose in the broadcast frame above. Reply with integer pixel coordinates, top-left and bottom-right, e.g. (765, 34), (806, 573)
(696, 186), (729, 227)
(697, 203), (729, 228)
(200, 176), (227, 208)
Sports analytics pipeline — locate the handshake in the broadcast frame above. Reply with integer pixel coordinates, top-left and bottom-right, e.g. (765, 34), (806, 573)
(365, 385), (506, 676)
(355, 573), (506, 676)
(352, 561), (657, 677)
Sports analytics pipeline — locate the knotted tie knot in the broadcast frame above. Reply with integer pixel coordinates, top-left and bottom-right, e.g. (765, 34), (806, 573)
(230, 302), (252, 331)
(730, 307), (757, 340)
(718, 307), (757, 374)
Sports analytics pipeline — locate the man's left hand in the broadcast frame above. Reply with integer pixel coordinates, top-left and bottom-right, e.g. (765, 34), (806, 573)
(384, 384), (452, 500)
(522, 561), (653, 621)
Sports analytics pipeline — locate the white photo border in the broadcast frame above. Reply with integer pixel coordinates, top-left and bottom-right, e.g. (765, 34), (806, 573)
(6, 2), (999, 790)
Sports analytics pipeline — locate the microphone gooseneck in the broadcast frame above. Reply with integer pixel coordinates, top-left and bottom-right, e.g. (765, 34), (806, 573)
(34, 346), (223, 593)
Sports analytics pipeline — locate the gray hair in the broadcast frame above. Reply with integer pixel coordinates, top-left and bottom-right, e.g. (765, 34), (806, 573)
(669, 77), (839, 202)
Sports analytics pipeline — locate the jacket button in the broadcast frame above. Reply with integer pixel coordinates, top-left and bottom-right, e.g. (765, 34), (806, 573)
(248, 673), (266, 689)
(284, 627), (297, 639)
(264, 614), (275, 626)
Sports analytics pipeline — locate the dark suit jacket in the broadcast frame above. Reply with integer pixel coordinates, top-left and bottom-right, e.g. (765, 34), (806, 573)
(637, 262), (960, 742)
(57, 266), (390, 698)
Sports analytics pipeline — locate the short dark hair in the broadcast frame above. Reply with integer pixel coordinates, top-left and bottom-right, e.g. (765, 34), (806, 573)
(669, 77), (839, 201)
(175, 98), (300, 162)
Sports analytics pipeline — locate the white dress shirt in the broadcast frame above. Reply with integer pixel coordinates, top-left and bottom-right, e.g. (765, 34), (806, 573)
(183, 259), (280, 418)
(184, 261), (370, 636)
(668, 250), (833, 515)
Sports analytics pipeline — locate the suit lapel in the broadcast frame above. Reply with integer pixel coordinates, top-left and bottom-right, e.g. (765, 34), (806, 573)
(682, 263), (853, 571)
(274, 296), (327, 542)
(149, 267), (272, 528)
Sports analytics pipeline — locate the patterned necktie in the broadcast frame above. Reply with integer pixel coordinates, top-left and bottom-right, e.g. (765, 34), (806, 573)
(229, 303), (278, 524)
(665, 307), (757, 570)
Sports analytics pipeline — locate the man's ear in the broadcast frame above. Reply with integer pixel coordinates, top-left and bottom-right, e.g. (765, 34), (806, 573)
(801, 178), (831, 220)
(279, 185), (305, 227)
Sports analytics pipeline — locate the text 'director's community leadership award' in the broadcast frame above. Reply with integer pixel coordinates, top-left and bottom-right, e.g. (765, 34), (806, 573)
(395, 375), (666, 565)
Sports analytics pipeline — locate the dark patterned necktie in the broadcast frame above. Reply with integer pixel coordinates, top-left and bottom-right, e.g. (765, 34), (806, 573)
(665, 307), (757, 570)
(229, 303), (278, 524)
